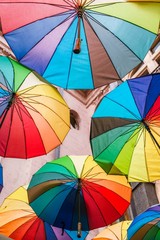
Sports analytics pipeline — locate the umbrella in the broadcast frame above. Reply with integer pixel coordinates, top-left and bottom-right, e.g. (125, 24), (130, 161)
(127, 204), (160, 240)
(0, 186), (76, 240)
(93, 220), (132, 240)
(0, 164), (3, 193)
(27, 155), (132, 235)
(0, 1), (159, 89)
(90, 73), (160, 182)
(0, 56), (70, 159)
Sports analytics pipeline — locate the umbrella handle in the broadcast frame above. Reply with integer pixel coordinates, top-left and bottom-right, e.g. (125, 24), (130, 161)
(77, 221), (82, 238)
(77, 178), (82, 238)
(73, 38), (81, 54)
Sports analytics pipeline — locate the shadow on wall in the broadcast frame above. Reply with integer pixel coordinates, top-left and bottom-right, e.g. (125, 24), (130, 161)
(70, 110), (80, 130)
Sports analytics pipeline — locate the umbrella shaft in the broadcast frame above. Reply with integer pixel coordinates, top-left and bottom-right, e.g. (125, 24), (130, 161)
(77, 16), (81, 38)
(73, 16), (81, 53)
(78, 178), (81, 222)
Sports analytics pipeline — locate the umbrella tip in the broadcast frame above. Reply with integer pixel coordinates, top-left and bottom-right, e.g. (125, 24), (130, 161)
(73, 49), (81, 54)
(77, 221), (82, 238)
(73, 38), (81, 54)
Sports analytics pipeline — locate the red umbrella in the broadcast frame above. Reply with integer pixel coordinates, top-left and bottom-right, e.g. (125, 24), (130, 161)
(27, 155), (132, 233)
(0, 56), (70, 159)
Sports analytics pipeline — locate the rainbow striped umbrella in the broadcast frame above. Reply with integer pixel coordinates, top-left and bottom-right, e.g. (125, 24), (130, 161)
(0, 186), (74, 240)
(0, 56), (70, 159)
(0, 1), (159, 89)
(91, 73), (160, 182)
(27, 155), (131, 233)
(128, 204), (160, 240)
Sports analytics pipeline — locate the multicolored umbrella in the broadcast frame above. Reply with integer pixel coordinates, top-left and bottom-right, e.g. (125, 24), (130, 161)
(90, 73), (160, 182)
(0, 56), (70, 159)
(0, 164), (3, 193)
(93, 220), (132, 240)
(0, 186), (76, 240)
(128, 204), (160, 240)
(27, 155), (132, 234)
(0, 1), (159, 89)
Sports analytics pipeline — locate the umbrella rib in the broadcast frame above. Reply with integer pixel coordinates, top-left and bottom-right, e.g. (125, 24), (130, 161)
(66, 18), (78, 89)
(8, 11), (75, 63)
(95, 122), (142, 160)
(127, 125), (146, 180)
(81, 165), (106, 180)
(24, 95), (70, 128)
(82, 16), (98, 88)
(87, 1), (158, 38)
(63, 0), (77, 8)
(106, 95), (141, 120)
(5, 215), (37, 237)
(84, 178), (131, 195)
(37, 181), (76, 224)
(24, 216), (44, 239)
(87, 2), (120, 9)
(142, 120), (160, 149)
(85, 9), (147, 63)
(84, 0), (96, 8)
(83, 13), (122, 81)
(33, 171), (77, 181)
(14, 102), (28, 158)
(2, 102), (16, 157)
(106, 227), (120, 240)
(82, 181), (126, 226)
(0, 1), (72, 9)
(0, 208), (34, 215)
(18, 88), (70, 128)
(0, 69), (13, 92)
(35, 13), (77, 80)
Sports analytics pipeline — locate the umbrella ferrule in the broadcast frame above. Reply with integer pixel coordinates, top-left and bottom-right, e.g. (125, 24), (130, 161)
(142, 120), (150, 132)
(77, 6), (83, 18)
(77, 221), (82, 238)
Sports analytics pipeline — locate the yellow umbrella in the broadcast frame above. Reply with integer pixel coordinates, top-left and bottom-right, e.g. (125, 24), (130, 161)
(0, 186), (74, 240)
(93, 221), (132, 240)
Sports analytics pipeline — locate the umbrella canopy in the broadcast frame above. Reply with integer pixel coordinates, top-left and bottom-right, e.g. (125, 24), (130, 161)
(27, 155), (131, 234)
(128, 204), (160, 240)
(0, 164), (3, 193)
(0, 1), (159, 89)
(0, 56), (70, 159)
(0, 186), (75, 240)
(90, 73), (160, 182)
(93, 220), (132, 240)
